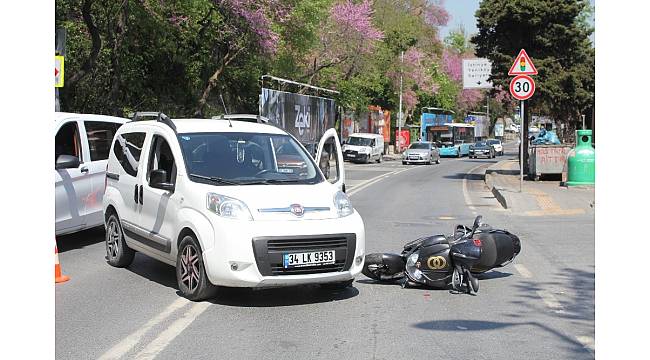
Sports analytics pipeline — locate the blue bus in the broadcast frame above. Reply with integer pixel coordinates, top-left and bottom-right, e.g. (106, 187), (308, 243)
(429, 123), (475, 157)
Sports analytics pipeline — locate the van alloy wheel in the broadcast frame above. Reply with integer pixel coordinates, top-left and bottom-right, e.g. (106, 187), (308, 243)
(180, 244), (200, 293)
(105, 214), (135, 268)
(106, 221), (120, 260)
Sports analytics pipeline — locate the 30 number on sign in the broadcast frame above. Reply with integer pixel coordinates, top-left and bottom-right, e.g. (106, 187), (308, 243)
(509, 75), (535, 101)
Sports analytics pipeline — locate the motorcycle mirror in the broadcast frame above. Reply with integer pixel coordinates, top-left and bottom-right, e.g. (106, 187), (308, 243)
(471, 215), (483, 235)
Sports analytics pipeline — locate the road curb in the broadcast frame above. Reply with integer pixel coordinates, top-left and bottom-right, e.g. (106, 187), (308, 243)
(485, 166), (509, 210)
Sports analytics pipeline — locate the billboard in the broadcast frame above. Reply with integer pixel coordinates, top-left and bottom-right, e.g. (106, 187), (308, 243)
(421, 112), (453, 141)
(465, 114), (489, 138)
(260, 88), (336, 145)
(395, 130), (410, 152)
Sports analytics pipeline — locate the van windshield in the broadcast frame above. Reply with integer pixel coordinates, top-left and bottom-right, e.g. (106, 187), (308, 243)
(178, 132), (323, 185)
(347, 137), (373, 146)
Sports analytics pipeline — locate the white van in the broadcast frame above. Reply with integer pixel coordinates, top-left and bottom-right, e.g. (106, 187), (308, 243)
(55, 112), (128, 235)
(342, 133), (384, 163)
(102, 114), (365, 301)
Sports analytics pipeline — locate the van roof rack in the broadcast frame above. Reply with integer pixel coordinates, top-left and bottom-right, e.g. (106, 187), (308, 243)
(210, 114), (269, 124)
(129, 112), (177, 133)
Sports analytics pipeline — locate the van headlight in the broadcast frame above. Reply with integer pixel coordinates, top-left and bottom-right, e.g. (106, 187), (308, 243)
(333, 191), (353, 217)
(206, 193), (253, 220)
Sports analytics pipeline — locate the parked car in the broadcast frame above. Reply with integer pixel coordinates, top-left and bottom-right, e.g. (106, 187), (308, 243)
(55, 112), (128, 236)
(402, 142), (440, 165)
(103, 114), (365, 300)
(486, 139), (504, 156)
(343, 133), (384, 163)
(469, 141), (495, 158)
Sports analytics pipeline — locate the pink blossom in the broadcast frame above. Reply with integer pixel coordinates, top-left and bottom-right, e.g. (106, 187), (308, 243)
(441, 49), (462, 82)
(217, 0), (285, 53)
(330, 0), (384, 42)
(423, 0), (449, 27)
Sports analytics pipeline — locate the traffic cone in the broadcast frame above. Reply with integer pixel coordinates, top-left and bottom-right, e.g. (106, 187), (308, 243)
(55, 242), (70, 283)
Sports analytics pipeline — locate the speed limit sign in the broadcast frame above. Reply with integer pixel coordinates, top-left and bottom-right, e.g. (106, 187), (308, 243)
(509, 75), (535, 100)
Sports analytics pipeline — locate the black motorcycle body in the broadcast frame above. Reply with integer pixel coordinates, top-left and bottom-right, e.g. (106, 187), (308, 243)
(362, 216), (521, 294)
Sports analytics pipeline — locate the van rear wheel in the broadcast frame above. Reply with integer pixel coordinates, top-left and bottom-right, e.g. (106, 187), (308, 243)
(105, 214), (135, 268)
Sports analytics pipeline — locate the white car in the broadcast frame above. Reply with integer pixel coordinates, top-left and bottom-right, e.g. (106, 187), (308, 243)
(486, 139), (504, 156)
(55, 112), (128, 235)
(102, 114), (365, 300)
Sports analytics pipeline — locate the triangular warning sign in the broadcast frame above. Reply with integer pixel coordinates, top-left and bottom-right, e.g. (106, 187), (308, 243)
(508, 49), (538, 76)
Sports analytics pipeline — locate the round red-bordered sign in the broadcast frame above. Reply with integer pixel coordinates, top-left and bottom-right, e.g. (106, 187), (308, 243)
(509, 75), (535, 100)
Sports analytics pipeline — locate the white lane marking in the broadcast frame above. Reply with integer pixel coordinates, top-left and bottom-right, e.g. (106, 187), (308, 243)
(536, 290), (564, 312)
(348, 166), (419, 197)
(462, 163), (488, 211)
(98, 297), (190, 360)
(133, 302), (211, 360)
(576, 336), (595, 354)
(514, 264), (533, 278)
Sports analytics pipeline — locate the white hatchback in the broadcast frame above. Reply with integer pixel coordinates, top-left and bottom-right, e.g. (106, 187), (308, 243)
(102, 114), (365, 300)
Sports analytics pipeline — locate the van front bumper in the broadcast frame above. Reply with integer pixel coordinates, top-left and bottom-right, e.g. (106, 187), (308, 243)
(201, 212), (365, 288)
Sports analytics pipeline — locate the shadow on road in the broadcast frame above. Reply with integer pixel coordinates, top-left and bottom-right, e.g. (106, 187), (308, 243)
(208, 284), (359, 307)
(474, 270), (513, 280)
(57, 226), (105, 253)
(124, 255), (360, 307)
(443, 173), (485, 180)
(411, 319), (591, 357)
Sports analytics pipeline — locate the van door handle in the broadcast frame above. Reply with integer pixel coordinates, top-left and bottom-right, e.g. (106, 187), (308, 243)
(134, 185), (139, 204)
(139, 185), (143, 205)
(80, 166), (89, 173)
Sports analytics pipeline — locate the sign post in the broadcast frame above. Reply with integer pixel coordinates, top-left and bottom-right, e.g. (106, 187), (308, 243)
(508, 49), (538, 192)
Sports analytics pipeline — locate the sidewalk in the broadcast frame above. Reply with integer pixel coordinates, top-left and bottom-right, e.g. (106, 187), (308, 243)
(484, 159), (594, 217)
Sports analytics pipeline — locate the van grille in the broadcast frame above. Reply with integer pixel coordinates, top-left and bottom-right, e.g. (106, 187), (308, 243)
(252, 234), (356, 276)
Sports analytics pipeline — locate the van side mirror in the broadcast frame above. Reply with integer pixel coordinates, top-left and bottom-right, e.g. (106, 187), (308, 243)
(150, 169), (174, 191)
(56, 155), (80, 170)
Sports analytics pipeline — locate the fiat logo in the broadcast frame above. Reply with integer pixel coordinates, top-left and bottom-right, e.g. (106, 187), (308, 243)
(290, 204), (304, 217)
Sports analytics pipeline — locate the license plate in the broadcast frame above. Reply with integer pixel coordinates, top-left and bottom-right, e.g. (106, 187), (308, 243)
(348, 154), (356, 157)
(283, 250), (335, 268)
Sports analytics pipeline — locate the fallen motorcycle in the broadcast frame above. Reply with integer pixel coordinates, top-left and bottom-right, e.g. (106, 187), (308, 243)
(361, 216), (521, 294)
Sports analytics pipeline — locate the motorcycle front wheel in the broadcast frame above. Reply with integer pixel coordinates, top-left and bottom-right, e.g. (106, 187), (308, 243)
(362, 253), (404, 281)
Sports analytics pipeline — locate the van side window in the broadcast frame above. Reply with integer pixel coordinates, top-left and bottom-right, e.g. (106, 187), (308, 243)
(113, 132), (146, 177)
(147, 135), (177, 185)
(55, 122), (81, 162)
(85, 121), (122, 161)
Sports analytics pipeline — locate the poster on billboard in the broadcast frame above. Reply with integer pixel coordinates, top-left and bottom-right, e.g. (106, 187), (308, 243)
(260, 88), (336, 147)
(470, 114), (489, 138)
(494, 123), (504, 137)
(341, 112), (356, 141)
(395, 129), (410, 152)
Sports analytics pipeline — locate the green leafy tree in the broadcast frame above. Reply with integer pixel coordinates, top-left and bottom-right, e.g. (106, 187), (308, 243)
(471, 0), (595, 144)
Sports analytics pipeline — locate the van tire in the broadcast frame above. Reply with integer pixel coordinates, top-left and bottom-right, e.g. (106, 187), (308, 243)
(105, 214), (135, 268)
(376, 153), (383, 163)
(176, 235), (218, 301)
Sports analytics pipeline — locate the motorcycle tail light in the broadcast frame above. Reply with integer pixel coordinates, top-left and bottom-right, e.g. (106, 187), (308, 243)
(473, 239), (482, 247)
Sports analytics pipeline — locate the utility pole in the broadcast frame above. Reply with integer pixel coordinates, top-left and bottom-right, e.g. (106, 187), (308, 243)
(398, 50), (404, 152)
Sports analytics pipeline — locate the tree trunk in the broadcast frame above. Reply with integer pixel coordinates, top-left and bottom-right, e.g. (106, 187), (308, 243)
(109, 0), (129, 117)
(193, 47), (241, 117)
(60, 0), (101, 111)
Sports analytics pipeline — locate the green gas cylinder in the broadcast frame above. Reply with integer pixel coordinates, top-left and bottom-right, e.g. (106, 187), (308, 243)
(566, 130), (595, 186)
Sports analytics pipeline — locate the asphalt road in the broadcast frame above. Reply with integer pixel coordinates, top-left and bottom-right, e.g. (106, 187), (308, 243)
(56, 146), (594, 360)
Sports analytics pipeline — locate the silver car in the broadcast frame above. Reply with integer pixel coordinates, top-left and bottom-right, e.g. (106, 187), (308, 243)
(402, 142), (440, 165)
